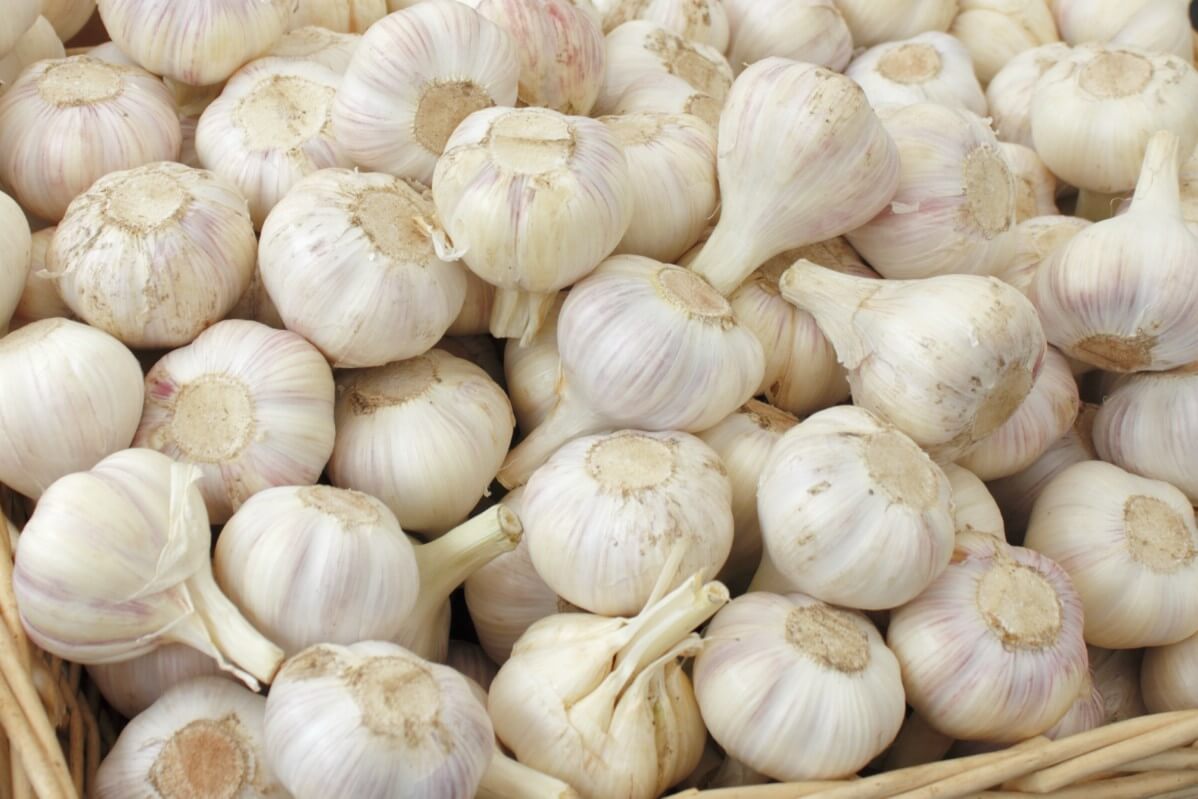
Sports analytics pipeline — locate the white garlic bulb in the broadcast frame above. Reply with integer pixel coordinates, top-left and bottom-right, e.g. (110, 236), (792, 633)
(687, 59), (900, 295)
(985, 42), (1071, 148)
(1052, 0), (1159, 46)
(997, 215), (1090, 295)
(332, 1), (519, 183)
(88, 644), (225, 719)
(0, 0), (40, 57)
(523, 429), (733, 616)
(97, 0), (293, 86)
(447, 270), (497, 337)
(950, 0), (1060, 85)
(1025, 460), (1198, 649)
(41, 0), (97, 42)
(888, 535), (1088, 742)
(503, 294), (564, 435)
(266, 641), (494, 799)
(756, 406), (956, 610)
(135, 320), (335, 524)
(97, 677), (284, 798)
(942, 463), (1006, 540)
(0, 320), (143, 499)
(48, 161), (256, 348)
(267, 26), (361, 75)
(610, 72), (722, 131)
(0, 17), (66, 97)
(846, 103), (1016, 279)
(1110, 0), (1193, 64)
(291, 0), (387, 31)
(1094, 365), (1198, 504)
(0, 57), (181, 221)
(722, 0), (852, 75)
(694, 592), (905, 781)
(833, 0), (957, 48)
(259, 168), (467, 367)
(1031, 131), (1198, 372)
(1002, 142), (1059, 222)
(781, 260), (1047, 463)
(497, 255), (764, 486)
(846, 33), (987, 115)
(1143, 631), (1198, 712)
(1044, 671), (1105, 740)
(1090, 646), (1147, 722)
(0, 189), (31, 331)
(599, 0), (729, 50)
(330, 348), (514, 535)
(13, 450), (284, 688)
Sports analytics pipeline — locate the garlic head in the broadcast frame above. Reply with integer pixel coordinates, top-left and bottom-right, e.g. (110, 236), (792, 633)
(833, 0), (957, 48)
(267, 26), (361, 74)
(985, 42), (1071, 148)
(845, 32), (987, 115)
(88, 644), (225, 720)
(996, 215), (1090, 295)
(942, 463), (1006, 540)
(0, 0), (40, 57)
(950, 0), (1060, 85)
(722, 0), (852, 75)
(0, 17), (67, 98)
(599, 0), (729, 51)
(0, 189), (31, 331)
(290, 0), (387, 32)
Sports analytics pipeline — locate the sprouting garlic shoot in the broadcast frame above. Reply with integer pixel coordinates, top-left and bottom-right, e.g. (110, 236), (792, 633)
(48, 161), (257, 348)
(332, 1), (520, 183)
(781, 260), (1047, 463)
(942, 464), (1006, 540)
(97, 0), (293, 86)
(610, 72), (722, 132)
(0, 0), (40, 57)
(13, 449), (284, 688)
(1090, 646), (1147, 722)
(10, 228), (75, 329)
(833, 0), (957, 48)
(290, 0), (387, 32)
(949, 0), (1060, 85)
(1031, 131), (1198, 372)
(722, 0), (852, 75)
(846, 33), (988, 115)
(330, 348), (514, 536)
(1025, 460), (1198, 649)
(97, 676), (284, 798)
(267, 26), (361, 73)
(88, 644), (225, 720)
(1142, 630), (1198, 713)
(598, 0), (729, 50)
(497, 255), (764, 487)
(0, 190), (31, 331)
(888, 534), (1088, 742)
(997, 216), (1090, 296)
(755, 406), (956, 610)
(503, 294), (564, 435)
(1002, 142), (1059, 222)
(985, 42), (1071, 149)
(0, 57), (181, 221)
(266, 642), (495, 799)
(686, 59), (900, 296)
(694, 592), (905, 781)
(0, 17), (67, 97)
(0, 320), (143, 499)
(134, 320), (335, 524)
(259, 168), (468, 367)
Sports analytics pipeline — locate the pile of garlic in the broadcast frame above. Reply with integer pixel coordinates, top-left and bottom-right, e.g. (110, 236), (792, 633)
(2, 1), (1198, 797)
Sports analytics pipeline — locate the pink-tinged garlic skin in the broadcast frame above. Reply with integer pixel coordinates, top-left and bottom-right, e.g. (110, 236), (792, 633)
(0, 0), (41, 58)
(723, 0), (852, 75)
(598, 0), (730, 51)
(996, 215), (1090, 296)
(950, 0), (1060, 86)
(0, 17), (66, 97)
(942, 463), (1006, 541)
(1001, 142), (1059, 222)
(1143, 630), (1198, 712)
(88, 644), (226, 719)
(985, 42), (1071, 149)
(846, 32), (988, 116)
(0, 57), (181, 222)
(0, 190), (31, 331)
(833, 0), (956, 48)
(267, 26), (361, 74)
(290, 0), (388, 32)
(40, 0), (96, 42)
(10, 227), (75, 330)
(503, 295), (564, 434)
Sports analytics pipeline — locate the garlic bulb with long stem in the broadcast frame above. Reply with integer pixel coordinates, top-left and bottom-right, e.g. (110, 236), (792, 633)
(290, 0), (387, 32)
(610, 72), (722, 131)
(0, 320), (143, 500)
(0, 1), (40, 58)
(1110, 0), (1193, 64)
(833, 0), (957, 48)
(722, 0), (852, 75)
(1090, 646), (1147, 723)
(331, 1), (519, 183)
(694, 592), (905, 781)
(267, 26), (361, 74)
(598, 0), (729, 50)
(330, 349), (514, 536)
(0, 190), (30, 332)
(41, 0), (97, 42)
(259, 169), (467, 367)
(10, 228), (74, 330)
(13, 449), (284, 688)
(781, 260), (1047, 462)
(845, 33), (987, 115)
(88, 645), (225, 720)
(1142, 632), (1198, 712)
(503, 294), (564, 435)
(985, 42), (1071, 149)
(0, 18), (66, 97)
(996, 215), (1090, 295)
(755, 406), (956, 610)
(687, 59), (900, 296)
(265, 641), (494, 799)
(950, 0), (1060, 85)
(1002, 142), (1059, 222)
(942, 463), (1006, 540)
(1024, 460), (1198, 649)
(0, 57), (181, 221)
(497, 255), (764, 487)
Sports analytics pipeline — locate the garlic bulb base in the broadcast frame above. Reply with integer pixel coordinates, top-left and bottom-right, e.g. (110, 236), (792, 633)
(184, 571), (284, 690)
(489, 288), (557, 345)
(497, 387), (606, 489)
(477, 749), (580, 799)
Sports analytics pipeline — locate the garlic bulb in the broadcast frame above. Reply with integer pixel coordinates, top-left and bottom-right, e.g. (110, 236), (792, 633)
(956, 347), (1079, 481)
(888, 534), (1088, 742)
(1044, 671), (1105, 740)
(13, 449), (284, 688)
(1111, 0), (1193, 64)
(996, 215), (1090, 295)
(489, 574), (726, 799)
(781, 260), (1047, 462)
(0, 0), (40, 57)
(332, 1), (519, 183)
(942, 463), (1006, 540)
(291, 0), (387, 31)
(460, 0), (605, 114)
(846, 103), (1016, 279)
(41, 0), (97, 42)
(1052, 0), (1160, 46)
(523, 429), (733, 616)
(687, 59), (900, 295)
(598, 0), (729, 51)
(11, 228), (74, 329)
(497, 255), (763, 486)
(447, 271), (497, 337)
(1002, 142), (1059, 222)
(259, 169), (467, 367)
(845, 33), (987, 115)
(756, 406), (956, 610)
(985, 42), (1071, 148)
(0, 189), (30, 331)
(97, 0), (293, 86)
(0, 17), (66, 97)
(950, 0), (1060, 85)
(1143, 631), (1198, 712)
(0, 320), (143, 499)
(694, 592), (905, 781)
(1094, 365), (1198, 504)
(600, 112), (716, 263)
(88, 644), (225, 719)
(330, 348), (514, 535)
(267, 26), (361, 73)
(1031, 45), (1198, 196)
(503, 295), (564, 435)
(610, 72), (722, 131)
(433, 105), (632, 341)
(722, 0), (852, 75)
(266, 641), (494, 799)
(446, 641), (499, 692)
(1025, 460), (1198, 648)
(1031, 131), (1198, 372)
(1090, 646), (1147, 722)
(214, 485), (420, 656)
(833, 0), (957, 48)
(0, 57), (181, 221)
(48, 161), (256, 348)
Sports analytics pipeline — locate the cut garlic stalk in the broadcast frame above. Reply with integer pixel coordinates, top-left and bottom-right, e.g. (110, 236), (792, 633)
(332, 1), (519, 183)
(942, 463), (1006, 540)
(290, 0), (387, 32)
(781, 260), (1047, 462)
(610, 72), (722, 131)
(0, 18), (66, 97)
(1090, 646), (1147, 722)
(996, 215), (1090, 295)
(0, 190), (30, 331)
(599, 0), (729, 50)
(845, 32), (987, 115)
(687, 59), (900, 295)
(88, 645), (224, 720)
(267, 26), (361, 73)
(950, 0), (1061, 85)
(10, 228), (73, 329)
(985, 42), (1071, 149)
(722, 0), (852, 75)
(1002, 142), (1059, 222)
(1142, 631), (1198, 712)
(41, 0), (97, 41)
(503, 294), (564, 435)
(833, 0), (957, 48)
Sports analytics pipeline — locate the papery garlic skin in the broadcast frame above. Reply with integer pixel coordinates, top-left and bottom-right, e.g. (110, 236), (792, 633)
(833, 0), (957, 48)
(0, 320), (143, 499)
(694, 592), (905, 781)
(0, 190), (31, 331)
(291, 0), (387, 31)
(1002, 142), (1059, 222)
(1025, 460), (1198, 648)
(0, 18), (66, 97)
(723, 0), (852, 75)
(0, 0), (41, 57)
(10, 228), (74, 329)
(610, 72), (722, 131)
(97, 0), (293, 86)
(267, 26), (361, 73)
(259, 169), (467, 367)
(758, 406), (956, 610)
(942, 464), (1006, 540)
(0, 57), (181, 221)
(1143, 631), (1198, 712)
(41, 0), (97, 42)
(950, 0), (1060, 85)
(846, 33), (987, 115)
(997, 215), (1090, 295)
(985, 42), (1071, 149)
(599, 0), (729, 50)
(330, 348), (514, 536)
(1090, 646), (1147, 722)
(503, 294), (564, 434)
(332, 1), (519, 183)
(88, 644), (225, 720)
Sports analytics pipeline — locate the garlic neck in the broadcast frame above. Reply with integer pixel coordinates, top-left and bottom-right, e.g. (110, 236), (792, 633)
(779, 259), (880, 369)
(686, 224), (772, 297)
(412, 506), (523, 617)
(497, 384), (607, 489)
(183, 569), (284, 688)
(1128, 130), (1183, 219)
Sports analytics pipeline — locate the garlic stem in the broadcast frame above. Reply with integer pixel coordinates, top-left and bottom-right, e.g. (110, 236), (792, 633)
(497, 386), (606, 489)
(690, 225), (769, 297)
(779, 260), (882, 369)
(185, 571), (284, 689)
(411, 506), (523, 624)
(477, 749), (580, 799)
(614, 575), (728, 677)
(1129, 130), (1183, 219)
